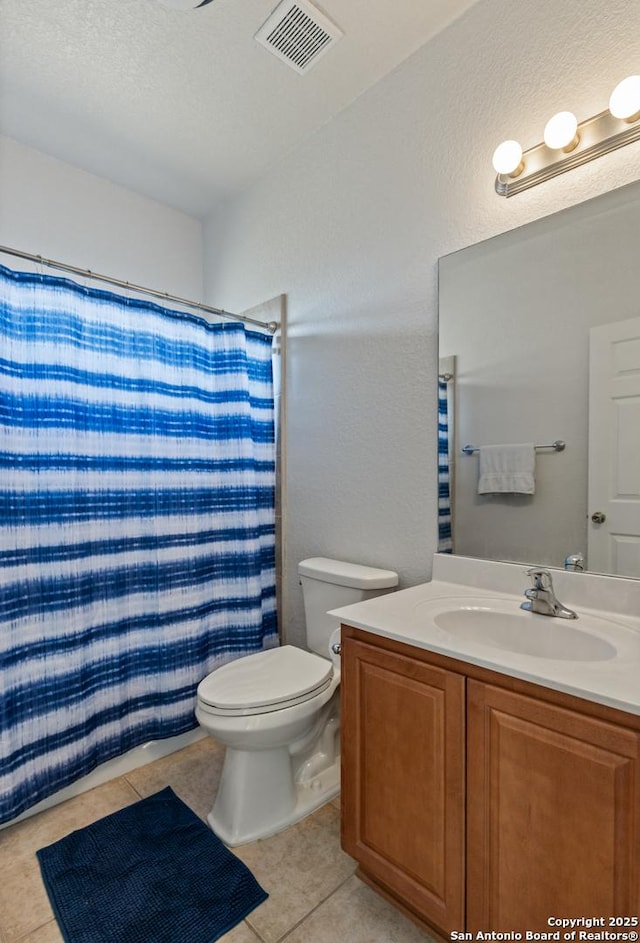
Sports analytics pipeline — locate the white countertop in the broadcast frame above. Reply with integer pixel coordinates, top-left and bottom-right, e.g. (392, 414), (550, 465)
(329, 557), (640, 717)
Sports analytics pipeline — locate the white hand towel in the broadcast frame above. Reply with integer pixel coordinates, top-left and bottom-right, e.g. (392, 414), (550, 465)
(477, 443), (536, 494)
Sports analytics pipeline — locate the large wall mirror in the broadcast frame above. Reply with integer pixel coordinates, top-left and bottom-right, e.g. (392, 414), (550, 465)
(438, 179), (640, 579)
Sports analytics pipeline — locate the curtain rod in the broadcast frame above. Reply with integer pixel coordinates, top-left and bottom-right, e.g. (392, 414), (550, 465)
(0, 244), (279, 334)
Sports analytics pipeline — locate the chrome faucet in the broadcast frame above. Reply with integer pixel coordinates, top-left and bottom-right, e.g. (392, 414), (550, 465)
(564, 552), (585, 572)
(521, 568), (577, 619)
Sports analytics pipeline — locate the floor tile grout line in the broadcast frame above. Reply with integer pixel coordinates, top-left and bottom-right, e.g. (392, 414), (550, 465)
(266, 869), (358, 943)
(121, 774), (145, 800)
(242, 920), (265, 943)
(11, 917), (56, 943)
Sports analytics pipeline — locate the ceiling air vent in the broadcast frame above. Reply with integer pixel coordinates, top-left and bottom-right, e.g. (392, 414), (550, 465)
(255, 0), (343, 74)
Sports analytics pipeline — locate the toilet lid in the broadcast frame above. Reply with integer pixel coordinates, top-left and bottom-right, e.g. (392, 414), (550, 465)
(197, 645), (333, 713)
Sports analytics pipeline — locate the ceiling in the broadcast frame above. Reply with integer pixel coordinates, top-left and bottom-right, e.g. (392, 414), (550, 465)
(0, 0), (478, 219)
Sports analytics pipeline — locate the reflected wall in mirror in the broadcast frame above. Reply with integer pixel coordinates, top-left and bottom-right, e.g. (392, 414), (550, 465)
(438, 179), (640, 579)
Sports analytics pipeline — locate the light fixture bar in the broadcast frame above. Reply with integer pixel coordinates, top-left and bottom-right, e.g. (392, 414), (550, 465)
(495, 108), (640, 197)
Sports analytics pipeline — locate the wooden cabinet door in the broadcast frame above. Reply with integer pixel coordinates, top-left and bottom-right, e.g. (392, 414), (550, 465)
(467, 680), (640, 930)
(341, 632), (465, 934)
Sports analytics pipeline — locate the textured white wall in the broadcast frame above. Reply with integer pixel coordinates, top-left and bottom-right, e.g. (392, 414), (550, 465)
(0, 136), (203, 298)
(203, 0), (640, 648)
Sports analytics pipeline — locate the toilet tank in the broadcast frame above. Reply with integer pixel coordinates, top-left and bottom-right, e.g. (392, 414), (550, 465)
(298, 557), (398, 657)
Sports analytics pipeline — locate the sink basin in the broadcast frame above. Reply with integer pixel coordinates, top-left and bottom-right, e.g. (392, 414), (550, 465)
(416, 597), (617, 662)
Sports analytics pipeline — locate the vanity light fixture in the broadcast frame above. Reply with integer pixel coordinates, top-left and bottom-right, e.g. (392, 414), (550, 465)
(494, 75), (640, 197)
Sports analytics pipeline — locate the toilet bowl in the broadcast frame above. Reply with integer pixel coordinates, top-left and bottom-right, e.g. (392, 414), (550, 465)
(196, 557), (398, 846)
(196, 640), (341, 845)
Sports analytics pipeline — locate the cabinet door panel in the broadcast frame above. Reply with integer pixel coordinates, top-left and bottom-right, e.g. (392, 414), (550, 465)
(342, 635), (465, 933)
(467, 680), (640, 930)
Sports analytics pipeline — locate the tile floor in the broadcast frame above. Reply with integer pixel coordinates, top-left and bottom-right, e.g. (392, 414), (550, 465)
(0, 738), (434, 943)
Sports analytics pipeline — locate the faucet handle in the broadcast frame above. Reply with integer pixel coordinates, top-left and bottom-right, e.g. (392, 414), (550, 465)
(526, 567), (553, 590)
(564, 552), (585, 572)
(523, 567), (577, 619)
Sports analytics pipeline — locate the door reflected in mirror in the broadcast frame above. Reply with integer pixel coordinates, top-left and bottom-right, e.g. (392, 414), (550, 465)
(438, 179), (640, 579)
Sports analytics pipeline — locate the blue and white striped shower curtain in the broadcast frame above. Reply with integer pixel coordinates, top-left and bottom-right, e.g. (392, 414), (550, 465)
(438, 378), (452, 552)
(0, 264), (277, 824)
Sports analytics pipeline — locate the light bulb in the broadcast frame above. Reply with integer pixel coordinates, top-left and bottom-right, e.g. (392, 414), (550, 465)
(492, 140), (524, 176)
(609, 75), (640, 121)
(544, 111), (579, 151)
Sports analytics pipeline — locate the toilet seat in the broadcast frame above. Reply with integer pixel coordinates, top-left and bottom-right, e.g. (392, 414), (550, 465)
(197, 645), (333, 717)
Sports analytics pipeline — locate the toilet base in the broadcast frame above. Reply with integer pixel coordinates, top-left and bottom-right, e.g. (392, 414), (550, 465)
(208, 753), (340, 846)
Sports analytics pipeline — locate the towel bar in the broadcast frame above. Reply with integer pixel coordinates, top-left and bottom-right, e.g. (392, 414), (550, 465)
(461, 440), (566, 455)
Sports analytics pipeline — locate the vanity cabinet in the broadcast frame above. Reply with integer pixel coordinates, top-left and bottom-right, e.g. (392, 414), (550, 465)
(340, 631), (465, 933)
(466, 680), (640, 930)
(341, 626), (640, 938)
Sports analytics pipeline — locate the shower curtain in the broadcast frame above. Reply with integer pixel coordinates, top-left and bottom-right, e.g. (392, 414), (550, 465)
(0, 263), (277, 824)
(438, 378), (452, 552)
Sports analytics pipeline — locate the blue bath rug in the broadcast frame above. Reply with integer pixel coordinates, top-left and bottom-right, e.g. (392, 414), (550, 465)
(36, 787), (268, 943)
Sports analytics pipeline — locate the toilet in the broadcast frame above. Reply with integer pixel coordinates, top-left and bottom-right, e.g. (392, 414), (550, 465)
(195, 557), (398, 845)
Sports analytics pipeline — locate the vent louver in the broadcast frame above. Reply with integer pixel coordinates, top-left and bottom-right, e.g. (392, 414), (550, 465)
(255, 0), (343, 74)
